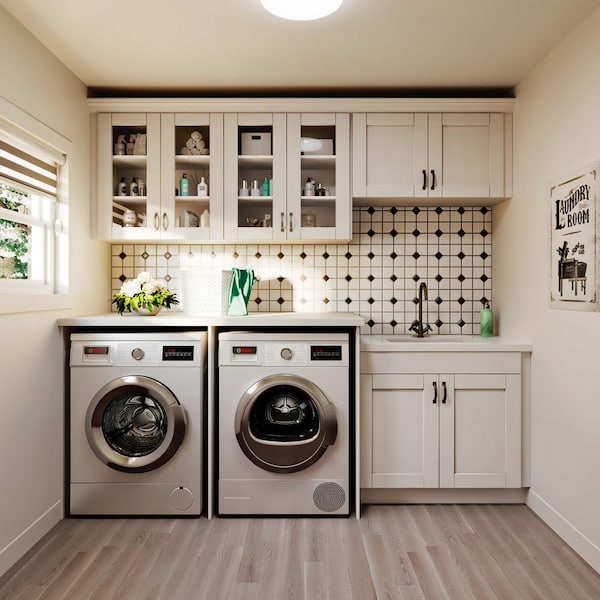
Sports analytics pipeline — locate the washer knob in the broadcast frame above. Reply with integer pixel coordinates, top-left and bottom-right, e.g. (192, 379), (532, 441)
(131, 347), (145, 361)
(280, 347), (293, 361)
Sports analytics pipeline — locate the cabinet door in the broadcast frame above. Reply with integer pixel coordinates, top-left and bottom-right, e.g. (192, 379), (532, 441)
(287, 113), (351, 241)
(352, 113), (427, 198)
(431, 113), (507, 199)
(223, 113), (286, 241)
(369, 374), (439, 487)
(160, 113), (223, 240)
(97, 113), (161, 240)
(439, 373), (521, 488)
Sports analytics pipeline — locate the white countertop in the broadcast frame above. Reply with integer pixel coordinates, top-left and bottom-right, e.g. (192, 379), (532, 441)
(57, 311), (365, 328)
(360, 334), (532, 352)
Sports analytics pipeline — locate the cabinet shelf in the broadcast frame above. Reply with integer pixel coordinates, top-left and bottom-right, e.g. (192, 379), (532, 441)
(300, 195), (336, 202)
(112, 155), (147, 168)
(113, 196), (147, 205)
(300, 155), (336, 169)
(237, 195), (272, 202)
(237, 155), (273, 170)
(175, 155), (210, 168)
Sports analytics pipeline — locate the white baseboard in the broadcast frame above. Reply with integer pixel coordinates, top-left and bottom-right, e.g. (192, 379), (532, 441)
(0, 501), (62, 579)
(527, 490), (600, 574)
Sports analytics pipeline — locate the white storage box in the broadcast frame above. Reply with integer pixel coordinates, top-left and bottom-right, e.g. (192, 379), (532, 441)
(302, 139), (334, 155)
(241, 132), (271, 155)
(180, 269), (232, 315)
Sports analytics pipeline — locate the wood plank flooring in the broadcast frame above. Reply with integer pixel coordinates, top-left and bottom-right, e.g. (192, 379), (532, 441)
(0, 505), (598, 600)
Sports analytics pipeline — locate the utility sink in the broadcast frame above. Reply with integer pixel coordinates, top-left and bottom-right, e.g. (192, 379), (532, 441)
(383, 335), (466, 342)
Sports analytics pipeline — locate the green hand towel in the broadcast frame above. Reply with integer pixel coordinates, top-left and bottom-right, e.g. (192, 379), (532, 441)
(227, 267), (257, 316)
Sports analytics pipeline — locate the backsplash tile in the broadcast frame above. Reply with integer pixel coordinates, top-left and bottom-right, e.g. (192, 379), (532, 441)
(111, 206), (491, 335)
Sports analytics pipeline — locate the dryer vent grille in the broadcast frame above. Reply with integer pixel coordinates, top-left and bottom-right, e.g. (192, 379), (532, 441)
(313, 482), (346, 513)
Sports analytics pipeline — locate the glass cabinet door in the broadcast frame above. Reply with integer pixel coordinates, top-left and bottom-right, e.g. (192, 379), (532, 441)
(223, 113), (287, 241)
(286, 113), (350, 241)
(161, 113), (223, 240)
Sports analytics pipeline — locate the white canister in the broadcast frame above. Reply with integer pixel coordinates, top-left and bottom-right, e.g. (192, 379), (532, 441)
(123, 209), (137, 227)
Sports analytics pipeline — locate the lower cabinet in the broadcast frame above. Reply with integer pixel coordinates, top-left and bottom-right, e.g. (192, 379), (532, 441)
(360, 352), (523, 489)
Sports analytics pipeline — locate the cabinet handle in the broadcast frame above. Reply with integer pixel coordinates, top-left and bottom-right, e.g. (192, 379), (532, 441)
(431, 169), (436, 190)
(432, 381), (438, 404)
(289, 212), (293, 233)
(441, 381), (447, 404)
(280, 212), (285, 233)
(422, 169), (427, 190)
(162, 212), (168, 230)
(153, 212), (160, 230)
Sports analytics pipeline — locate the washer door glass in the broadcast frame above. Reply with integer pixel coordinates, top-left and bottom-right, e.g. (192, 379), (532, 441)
(235, 374), (337, 474)
(86, 375), (186, 473)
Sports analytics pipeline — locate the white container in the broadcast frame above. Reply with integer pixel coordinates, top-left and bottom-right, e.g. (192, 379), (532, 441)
(302, 139), (334, 155)
(241, 132), (271, 155)
(180, 269), (233, 315)
(197, 177), (208, 197)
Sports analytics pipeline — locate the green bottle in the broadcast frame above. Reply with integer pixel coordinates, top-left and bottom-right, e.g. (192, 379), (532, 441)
(480, 302), (493, 337)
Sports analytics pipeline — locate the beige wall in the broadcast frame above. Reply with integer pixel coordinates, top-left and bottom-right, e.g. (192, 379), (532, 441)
(494, 7), (600, 571)
(0, 7), (109, 576)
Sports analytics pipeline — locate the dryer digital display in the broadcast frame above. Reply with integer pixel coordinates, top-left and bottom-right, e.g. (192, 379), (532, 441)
(310, 345), (342, 361)
(162, 346), (194, 361)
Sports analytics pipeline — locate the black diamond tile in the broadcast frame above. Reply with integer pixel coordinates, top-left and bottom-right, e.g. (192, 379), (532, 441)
(412, 297), (419, 305)
(323, 274), (330, 282)
(367, 275), (375, 282)
(141, 251), (149, 260)
(435, 319), (443, 328)
(480, 274), (489, 282)
(435, 207), (443, 215)
(435, 251), (443, 260)
(119, 252), (127, 260)
(345, 274), (352, 282)
(164, 274), (171, 282)
(412, 274), (420, 282)
(480, 251), (489, 260)
(367, 206), (375, 214)
(458, 274), (466, 282)
(368, 229), (376, 237)
(232, 251), (239, 259)
(457, 251), (466, 260)
(389, 207), (398, 215)
(277, 276), (284, 283)
(345, 297), (352, 304)
(435, 229), (443, 237)
(119, 274), (126, 282)
(458, 229), (465, 237)
(458, 297), (465, 305)
(277, 251), (284, 259)
(390, 297), (398, 305)
(412, 252), (420, 260)
(345, 252), (353, 260)
(368, 297), (375, 304)
(390, 319), (398, 328)
(390, 251), (398, 260)
(458, 319), (466, 328)
(300, 251), (307, 259)
(323, 252), (330, 259)
(412, 207), (420, 214)
(255, 297), (262, 305)
(481, 296), (489, 305)
(367, 252), (375, 259)
(390, 274), (398, 282)
(323, 297), (330, 304)
(412, 229), (421, 237)
(480, 229), (489, 237)
(164, 252), (171, 259)
(300, 274), (307, 282)
(435, 297), (443, 305)
(457, 207), (466, 215)
(435, 274), (443, 282)
(480, 207), (489, 214)
(389, 229), (398, 237)
(255, 252), (262, 259)
(367, 319), (375, 328)
(276, 297), (285, 305)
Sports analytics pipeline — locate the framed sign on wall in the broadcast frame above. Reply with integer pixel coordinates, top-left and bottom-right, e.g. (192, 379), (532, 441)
(550, 162), (598, 310)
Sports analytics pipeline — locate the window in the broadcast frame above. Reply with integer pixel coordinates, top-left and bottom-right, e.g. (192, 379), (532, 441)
(0, 97), (70, 312)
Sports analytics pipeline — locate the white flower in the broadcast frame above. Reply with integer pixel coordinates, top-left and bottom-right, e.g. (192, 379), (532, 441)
(142, 280), (159, 294)
(137, 271), (152, 284)
(120, 279), (142, 297)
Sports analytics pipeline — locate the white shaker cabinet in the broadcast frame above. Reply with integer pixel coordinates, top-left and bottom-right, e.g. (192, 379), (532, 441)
(360, 351), (523, 489)
(352, 112), (512, 202)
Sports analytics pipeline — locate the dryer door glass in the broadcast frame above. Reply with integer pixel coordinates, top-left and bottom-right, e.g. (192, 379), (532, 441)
(86, 376), (186, 473)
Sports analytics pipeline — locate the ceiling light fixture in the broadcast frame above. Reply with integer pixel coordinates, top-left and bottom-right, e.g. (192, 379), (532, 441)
(260, 0), (343, 21)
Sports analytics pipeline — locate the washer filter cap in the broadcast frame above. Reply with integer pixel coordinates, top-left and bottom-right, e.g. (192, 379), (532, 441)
(170, 486), (194, 511)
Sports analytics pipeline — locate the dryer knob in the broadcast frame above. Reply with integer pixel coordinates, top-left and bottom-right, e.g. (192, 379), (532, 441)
(280, 347), (293, 361)
(131, 347), (145, 361)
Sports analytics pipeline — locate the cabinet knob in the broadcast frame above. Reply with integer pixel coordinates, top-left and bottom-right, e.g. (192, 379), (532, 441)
(432, 381), (438, 404)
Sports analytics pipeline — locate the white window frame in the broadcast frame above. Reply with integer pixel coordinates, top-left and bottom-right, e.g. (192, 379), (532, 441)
(0, 96), (71, 314)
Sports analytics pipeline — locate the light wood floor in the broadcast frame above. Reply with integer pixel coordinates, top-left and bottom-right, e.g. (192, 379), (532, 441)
(0, 505), (598, 600)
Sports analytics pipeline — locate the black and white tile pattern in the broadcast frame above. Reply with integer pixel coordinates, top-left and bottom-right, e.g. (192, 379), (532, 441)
(111, 206), (492, 335)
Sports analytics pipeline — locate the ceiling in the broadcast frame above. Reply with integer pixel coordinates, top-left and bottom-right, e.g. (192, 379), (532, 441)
(2, 0), (599, 94)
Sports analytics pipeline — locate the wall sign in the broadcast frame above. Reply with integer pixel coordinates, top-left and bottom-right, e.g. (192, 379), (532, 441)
(550, 162), (598, 309)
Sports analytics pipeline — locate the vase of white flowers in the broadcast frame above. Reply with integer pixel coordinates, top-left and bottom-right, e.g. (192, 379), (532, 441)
(111, 271), (178, 315)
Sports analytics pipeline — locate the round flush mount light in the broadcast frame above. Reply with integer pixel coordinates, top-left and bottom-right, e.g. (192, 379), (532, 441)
(260, 0), (344, 21)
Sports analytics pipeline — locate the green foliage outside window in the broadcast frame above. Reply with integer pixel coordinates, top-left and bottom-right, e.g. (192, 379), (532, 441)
(0, 185), (30, 279)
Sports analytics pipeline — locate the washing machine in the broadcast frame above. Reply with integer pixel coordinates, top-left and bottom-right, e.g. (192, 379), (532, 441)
(69, 332), (206, 516)
(218, 331), (351, 516)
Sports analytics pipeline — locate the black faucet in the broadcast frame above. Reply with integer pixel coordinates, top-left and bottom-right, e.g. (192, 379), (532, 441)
(409, 281), (432, 338)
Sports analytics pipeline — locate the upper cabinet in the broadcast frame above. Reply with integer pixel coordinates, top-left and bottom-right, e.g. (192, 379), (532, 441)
(96, 112), (223, 241)
(352, 112), (512, 203)
(223, 112), (351, 242)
